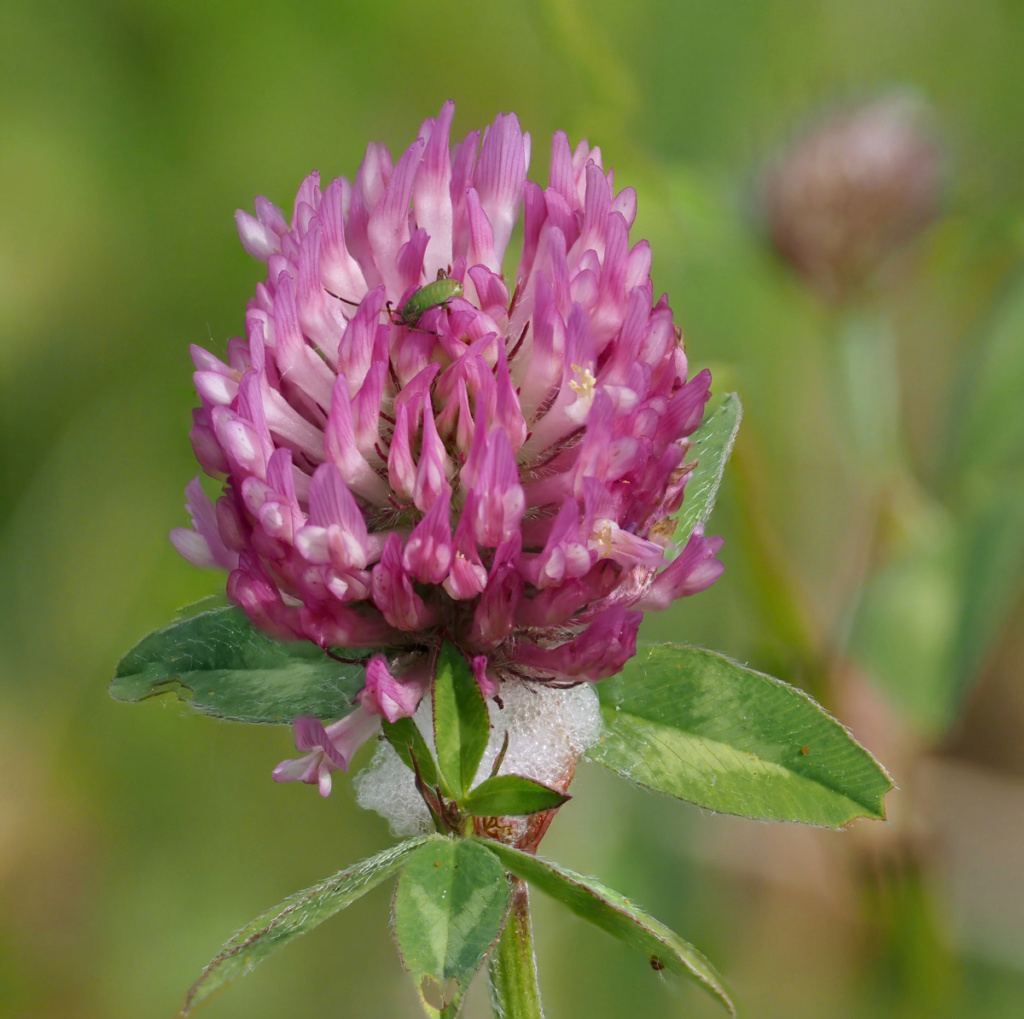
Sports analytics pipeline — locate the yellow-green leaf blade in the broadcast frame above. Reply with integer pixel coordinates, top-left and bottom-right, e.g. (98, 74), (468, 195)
(393, 839), (511, 1015)
(589, 645), (892, 827)
(111, 601), (370, 724)
(432, 641), (490, 799)
(477, 839), (733, 1015)
(460, 775), (569, 817)
(182, 836), (434, 1014)
(669, 393), (741, 555)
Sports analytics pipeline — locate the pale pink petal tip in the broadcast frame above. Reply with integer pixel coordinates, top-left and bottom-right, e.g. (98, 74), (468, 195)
(170, 478), (239, 571)
(472, 656), (500, 699)
(358, 655), (428, 723)
(273, 708), (381, 796)
(637, 529), (726, 612)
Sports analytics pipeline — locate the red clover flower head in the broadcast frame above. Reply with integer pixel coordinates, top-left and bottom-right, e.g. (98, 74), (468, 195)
(172, 103), (724, 793)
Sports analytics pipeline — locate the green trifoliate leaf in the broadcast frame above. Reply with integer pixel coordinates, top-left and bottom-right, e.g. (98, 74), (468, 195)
(588, 645), (892, 827)
(382, 716), (444, 795)
(477, 839), (734, 1015)
(668, 393), (741, 556)
(432, 641), (490, 799)
(110, 601), (370, 724)
(460, 774), (569, 818)
(181, 836), (433, 1015)
(393, 839), (511, 1017)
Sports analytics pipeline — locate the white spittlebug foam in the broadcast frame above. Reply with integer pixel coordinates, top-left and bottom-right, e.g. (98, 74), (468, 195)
(353, 680), (603, 837)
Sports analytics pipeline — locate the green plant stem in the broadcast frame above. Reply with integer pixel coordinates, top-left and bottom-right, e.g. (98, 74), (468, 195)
(488, 877), (544, 1018)
(835, 307), (905, 475)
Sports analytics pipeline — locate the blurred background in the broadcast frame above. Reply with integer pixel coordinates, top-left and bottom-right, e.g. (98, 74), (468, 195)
(2, 0), (1024, 1016)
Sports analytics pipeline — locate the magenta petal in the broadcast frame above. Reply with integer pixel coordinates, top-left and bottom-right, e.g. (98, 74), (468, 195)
(274, 708), (380, 796)
(414, 99), (456, 271)
(517, 607), (641, 682)
(472, 656), (500, 698)
(171, 478), (239, 571)
(471, 535), (523, 648)
(387, 402), (417, 503)
(443, 505), (488, 600)
(403, 489), (454, 584)
(371, 533), (438, 631)
(476, 112), (528, 265)
(358, 655), (428, 723)
(412, 404), (451, 513)
(637, 529), (726, 611)
(465, 425), (525, 548)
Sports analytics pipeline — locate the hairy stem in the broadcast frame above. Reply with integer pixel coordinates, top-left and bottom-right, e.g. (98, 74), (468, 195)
(488, 877), (544, 1018)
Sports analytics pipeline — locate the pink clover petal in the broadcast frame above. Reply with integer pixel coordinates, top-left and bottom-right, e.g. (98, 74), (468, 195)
(470, 535), (524, 648)
(515, 577), (595, 628)
(324, 373), (389, 504)
(465, 425), (525, 548)
(236, 196), (288, 260)
(636, 530), (726, 611)
(371, 533), (438, 631)
(169, 528), (219, 570)
(412, 403), (452, 512)
(357, 655), (428, 723)
(414, 100), (456, 272)
(303, 463), (371, 570)
(520, 498), (591, 589)
(171, 478), (239, 572)
(443, 506), (488, 600)
(517, 607), (641, 682)
(274, 707), (381, 796)
(472, 656), (501, 699)
(403, 489), (454, 584)
(387, 401), (417, 502)
(475, 111), (528, 266)
(368, 137), (424, 296)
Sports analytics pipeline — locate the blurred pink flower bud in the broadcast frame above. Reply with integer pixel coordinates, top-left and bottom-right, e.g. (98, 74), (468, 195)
(761, 95), (943, 302)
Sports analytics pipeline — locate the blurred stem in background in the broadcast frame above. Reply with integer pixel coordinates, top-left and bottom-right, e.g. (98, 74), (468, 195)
(745, 91), (965, 1016)
(755, 93), (948, 717)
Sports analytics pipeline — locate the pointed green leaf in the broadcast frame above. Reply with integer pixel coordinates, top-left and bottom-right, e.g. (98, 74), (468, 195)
(110, 602), (371, 723)
(477, 839), (733, 1015)
(382, 716), (443, 794)
(461, 775), (569, 818)
(182, 836), (433, 1014)
(945, 273), (1024, 711)
(669, 393), (741, 555)
(433, 641), (490, 798)
(393, 839), (511, 1016)
(953, 271), (1024, 480)
(588, 645), (892, 827)
(953, 477), (1024, 696)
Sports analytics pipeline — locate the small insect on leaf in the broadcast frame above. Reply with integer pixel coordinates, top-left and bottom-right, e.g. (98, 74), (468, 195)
(393, 270), (463, 327)
(650, 954), (666, 971)
(800, 746), (811, 755)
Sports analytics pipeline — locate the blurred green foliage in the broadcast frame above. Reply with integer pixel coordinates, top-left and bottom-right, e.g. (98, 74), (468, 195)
(3, 0), (1024, 1016)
